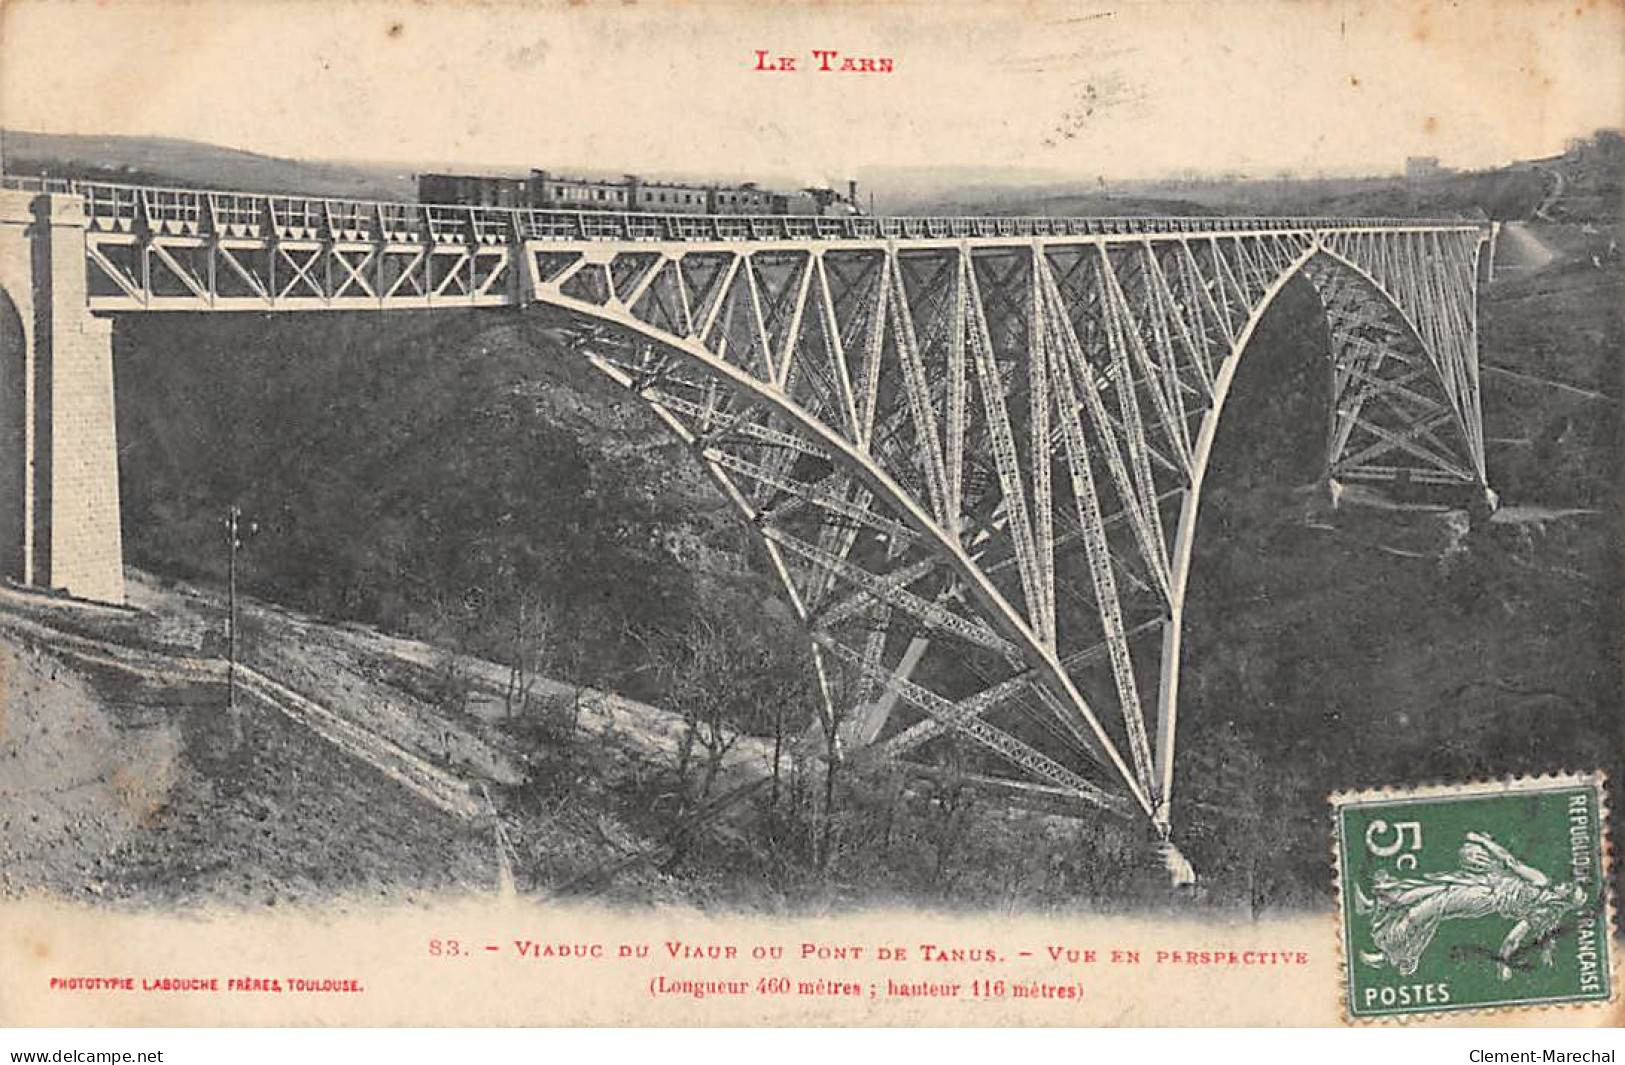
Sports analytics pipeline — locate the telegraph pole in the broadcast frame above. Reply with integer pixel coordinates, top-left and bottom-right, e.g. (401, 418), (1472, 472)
(226, 504), (241, 711)
(224, 505), (257, 711)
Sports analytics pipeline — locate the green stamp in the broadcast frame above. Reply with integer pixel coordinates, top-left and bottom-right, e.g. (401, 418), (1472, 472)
(1333, 774), (1614, 1019)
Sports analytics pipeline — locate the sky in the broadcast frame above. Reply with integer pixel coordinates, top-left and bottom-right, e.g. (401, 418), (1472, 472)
(1, 0), (1622, 185)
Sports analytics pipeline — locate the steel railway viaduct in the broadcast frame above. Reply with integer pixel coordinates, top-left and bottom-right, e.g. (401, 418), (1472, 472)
(0, 179), (1498, 876)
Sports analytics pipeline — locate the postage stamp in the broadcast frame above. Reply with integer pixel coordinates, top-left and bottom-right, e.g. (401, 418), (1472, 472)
(1333, 773), (1614, 1020)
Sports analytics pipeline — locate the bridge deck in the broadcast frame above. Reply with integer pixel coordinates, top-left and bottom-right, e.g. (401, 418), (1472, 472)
(1, 175), (1481, 245)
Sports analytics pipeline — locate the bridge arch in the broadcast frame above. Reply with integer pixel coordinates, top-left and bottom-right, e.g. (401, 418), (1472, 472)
(1151, 241), (1319, 826)
(1151, 242), (1489, 826)
(516, 229), (1491, 873)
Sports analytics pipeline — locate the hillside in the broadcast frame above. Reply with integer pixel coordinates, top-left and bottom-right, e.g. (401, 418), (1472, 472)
(0, 577), (500, 907)
(112, 308), (755, 699)
(0, 570), (1155, 911)
(1, 130), (417, 199)
(917, 133), (1622, 222)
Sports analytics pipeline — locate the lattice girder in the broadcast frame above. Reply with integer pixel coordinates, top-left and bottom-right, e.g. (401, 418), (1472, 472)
(517, 225), (1492, 851)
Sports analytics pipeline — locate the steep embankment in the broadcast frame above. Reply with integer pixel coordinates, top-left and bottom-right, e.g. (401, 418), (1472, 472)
(111, 307), (773, 702)
(0, 579), (497, 906)
(0, 572), (782, 909)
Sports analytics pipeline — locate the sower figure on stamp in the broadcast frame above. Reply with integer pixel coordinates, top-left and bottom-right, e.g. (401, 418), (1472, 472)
(1356, 832), (1586, 981)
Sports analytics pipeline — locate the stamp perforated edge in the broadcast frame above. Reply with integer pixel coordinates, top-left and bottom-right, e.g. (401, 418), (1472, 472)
(1328, 770), (1617, 1025)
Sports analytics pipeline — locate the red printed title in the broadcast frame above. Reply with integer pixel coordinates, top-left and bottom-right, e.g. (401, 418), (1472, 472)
(753, 50), (895, 74)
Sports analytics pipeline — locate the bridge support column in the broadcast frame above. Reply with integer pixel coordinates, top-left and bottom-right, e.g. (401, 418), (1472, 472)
(1483, 222), (1500, 283)
(0, 190), (125, 605)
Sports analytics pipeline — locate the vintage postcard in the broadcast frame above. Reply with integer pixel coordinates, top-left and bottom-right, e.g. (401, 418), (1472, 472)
(0, 0), (1620, 1029)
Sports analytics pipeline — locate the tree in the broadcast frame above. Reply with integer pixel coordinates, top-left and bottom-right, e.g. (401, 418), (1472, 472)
(800, 650), (874, 874)
(926, 738), (978, 889)
(503, 589), (556, 720)
(647, 617), (750, 810)
(816, 685), (848, 872)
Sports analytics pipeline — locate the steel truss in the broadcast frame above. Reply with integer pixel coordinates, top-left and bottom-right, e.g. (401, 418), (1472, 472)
(516, 226), (1492, 873)
(20, 176), (1491, 872)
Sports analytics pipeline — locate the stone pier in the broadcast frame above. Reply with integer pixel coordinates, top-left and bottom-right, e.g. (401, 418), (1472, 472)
(0, 189), (125, 604)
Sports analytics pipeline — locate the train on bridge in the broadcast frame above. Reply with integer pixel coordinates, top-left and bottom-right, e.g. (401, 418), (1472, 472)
(417, 169), (866, 218)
